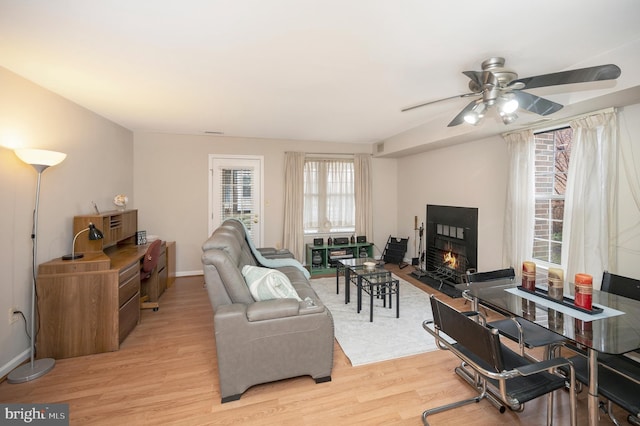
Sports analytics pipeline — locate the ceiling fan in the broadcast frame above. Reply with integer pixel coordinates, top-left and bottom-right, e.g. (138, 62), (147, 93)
(402, 57), (621, 127)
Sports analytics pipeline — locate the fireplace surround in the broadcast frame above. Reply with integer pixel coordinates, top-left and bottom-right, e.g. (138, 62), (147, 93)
(422, 204), (478, 290)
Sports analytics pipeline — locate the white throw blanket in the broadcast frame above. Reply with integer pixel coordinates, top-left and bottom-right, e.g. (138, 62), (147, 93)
(231, 219), (311, 279)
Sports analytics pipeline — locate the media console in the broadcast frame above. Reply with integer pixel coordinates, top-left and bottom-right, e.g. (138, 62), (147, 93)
(306, 241), (373, 276)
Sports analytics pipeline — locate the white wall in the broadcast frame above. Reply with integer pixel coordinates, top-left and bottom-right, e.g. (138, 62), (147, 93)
(616, 104), (640, 278)
(371, 158), (398, 259)
(0, 67), (133, 376)
(133, 132), (397, 274)
(395, 135), (508, 271)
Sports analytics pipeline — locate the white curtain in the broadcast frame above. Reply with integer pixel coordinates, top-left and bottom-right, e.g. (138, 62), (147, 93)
(323, 160), (354, 230)
(303, 159), (355, 232)
(502, 129), (535, 270)
(562, 111), (617, 289)
(283, 152), (306, 261)
(354, 154), (373, 241)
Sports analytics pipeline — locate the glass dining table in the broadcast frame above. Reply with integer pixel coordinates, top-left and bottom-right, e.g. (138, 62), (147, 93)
(464, 276), (640, 426)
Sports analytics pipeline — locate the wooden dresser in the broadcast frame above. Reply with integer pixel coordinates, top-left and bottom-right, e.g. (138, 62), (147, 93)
(36, 210), (170, 359)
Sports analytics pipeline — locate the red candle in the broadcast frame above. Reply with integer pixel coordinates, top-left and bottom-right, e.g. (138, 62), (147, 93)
(574, 273), (593, 310)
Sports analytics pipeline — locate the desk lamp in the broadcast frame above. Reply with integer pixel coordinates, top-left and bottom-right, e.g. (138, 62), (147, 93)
(9, 148), (66, 384)
(62, 222), (104, 260)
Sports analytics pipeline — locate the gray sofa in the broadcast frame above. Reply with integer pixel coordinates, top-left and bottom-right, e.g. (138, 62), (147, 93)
(201, 219), (334, 403)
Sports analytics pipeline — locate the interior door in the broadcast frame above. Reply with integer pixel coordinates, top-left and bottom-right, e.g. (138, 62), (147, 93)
(209, 155), (263, 246)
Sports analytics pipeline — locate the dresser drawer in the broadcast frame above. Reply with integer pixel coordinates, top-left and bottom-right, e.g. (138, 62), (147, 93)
(119, 270), (140, 307)
(119, 261), (139, 283)
(119, 292), (140, 343)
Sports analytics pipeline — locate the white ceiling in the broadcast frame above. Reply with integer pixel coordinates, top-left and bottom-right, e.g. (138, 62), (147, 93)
(2, 0), (640, 148)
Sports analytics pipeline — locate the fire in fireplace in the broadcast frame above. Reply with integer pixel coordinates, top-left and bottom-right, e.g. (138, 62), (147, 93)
(443, 251), (457, 269)
(422, 205), (478, 289)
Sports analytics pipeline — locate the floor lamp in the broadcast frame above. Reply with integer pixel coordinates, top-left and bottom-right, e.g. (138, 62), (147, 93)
(8, 148), (67, 384)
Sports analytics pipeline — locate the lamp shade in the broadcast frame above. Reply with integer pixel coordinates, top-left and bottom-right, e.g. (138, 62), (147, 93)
(87, 223), (104, 240)
(62, 223), (104, 260)
(15, 149), (66, 167)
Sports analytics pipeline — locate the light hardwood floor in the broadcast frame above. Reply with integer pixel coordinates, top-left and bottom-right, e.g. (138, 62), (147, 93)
(0, 264), (629, 425)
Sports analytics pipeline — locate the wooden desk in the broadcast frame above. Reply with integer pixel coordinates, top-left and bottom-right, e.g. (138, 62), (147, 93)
(37, 243), (175, 359)
(166, 241), (176, 288)
(36, 244), (149, 359)
(36, 209), (176, 359)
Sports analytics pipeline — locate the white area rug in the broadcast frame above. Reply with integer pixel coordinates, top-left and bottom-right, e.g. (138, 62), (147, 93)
(312, 274), (436, 366)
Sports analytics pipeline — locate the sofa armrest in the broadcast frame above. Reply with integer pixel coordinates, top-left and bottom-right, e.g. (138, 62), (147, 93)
(246, 298), (300, 321)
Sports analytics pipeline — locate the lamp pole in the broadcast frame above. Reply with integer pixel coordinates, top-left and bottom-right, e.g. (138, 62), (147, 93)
(9, 149), (66, 383)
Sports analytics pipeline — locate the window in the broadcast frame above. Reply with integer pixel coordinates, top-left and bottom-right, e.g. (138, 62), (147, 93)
(532, 127), (573, 265)
(221, 168), (253, 215)
(303, 159), (355, 234)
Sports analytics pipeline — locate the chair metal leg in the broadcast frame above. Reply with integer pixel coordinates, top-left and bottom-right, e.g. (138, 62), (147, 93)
(422, 382), (487, 426)
(546, 389), (554, 425)
(454, 364), (506, 413)
(604, 400), (622, 426)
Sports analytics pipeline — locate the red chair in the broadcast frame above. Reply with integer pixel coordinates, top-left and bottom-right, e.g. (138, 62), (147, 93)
(140, 239), (162, 311)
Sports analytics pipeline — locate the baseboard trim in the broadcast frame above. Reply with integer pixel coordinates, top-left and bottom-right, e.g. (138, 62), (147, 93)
(0, 348), (30, 381)
(176, 270), (203, 277)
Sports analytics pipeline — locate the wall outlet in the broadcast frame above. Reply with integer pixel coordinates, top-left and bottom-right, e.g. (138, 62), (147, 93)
(8, 307), (20, 325)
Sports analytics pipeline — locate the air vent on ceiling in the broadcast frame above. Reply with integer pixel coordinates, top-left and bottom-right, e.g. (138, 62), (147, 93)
(376, 142), (384, 153)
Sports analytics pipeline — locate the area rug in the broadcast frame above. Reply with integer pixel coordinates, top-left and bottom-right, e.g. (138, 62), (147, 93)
(312, 275), (436, 366)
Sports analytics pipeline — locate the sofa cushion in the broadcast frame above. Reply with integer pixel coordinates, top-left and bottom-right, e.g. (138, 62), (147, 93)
(241, 265), (302, 302)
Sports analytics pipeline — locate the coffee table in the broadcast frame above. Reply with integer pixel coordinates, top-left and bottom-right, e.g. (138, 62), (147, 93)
(336, 258), (400, 322)
(336, 257), (377, 304)
(355, 268), (400, 322)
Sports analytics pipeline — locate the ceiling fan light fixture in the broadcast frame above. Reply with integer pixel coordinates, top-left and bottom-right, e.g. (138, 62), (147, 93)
(404, 58), (621, 129)
(500, 111), (518, 125)
(463, 113), (480, 125)
(499, 96), (519, 114)
(464, 102), (486, 125)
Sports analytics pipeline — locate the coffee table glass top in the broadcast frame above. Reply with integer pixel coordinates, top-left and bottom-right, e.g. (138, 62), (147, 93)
(337, 257), (386, 303)
(339, 257), (378, 269)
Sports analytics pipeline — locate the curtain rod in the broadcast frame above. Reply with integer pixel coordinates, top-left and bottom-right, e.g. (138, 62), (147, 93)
(502, 106), (616, 137)
(304, 152), (372, 157)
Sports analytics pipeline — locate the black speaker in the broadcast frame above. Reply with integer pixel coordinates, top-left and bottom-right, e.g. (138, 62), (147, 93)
(334, 237), (349, 245)
(356, 235), (366, 243)
(313, 238), (324, 246)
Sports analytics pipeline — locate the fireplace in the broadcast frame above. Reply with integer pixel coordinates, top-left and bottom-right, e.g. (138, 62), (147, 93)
(422, 205), (478, 289)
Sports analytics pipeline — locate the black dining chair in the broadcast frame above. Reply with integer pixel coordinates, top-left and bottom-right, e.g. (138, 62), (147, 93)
(422, 295), (576, 426)
(559, 271), (640, 425)
(601, 270), (640, 301)
(465, 268), (567, 358)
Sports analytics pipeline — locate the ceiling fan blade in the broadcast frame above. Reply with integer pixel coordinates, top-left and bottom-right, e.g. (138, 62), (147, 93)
(447, 100), (478, 127)
(401, 92), (477, 112)
(513, 91), (563, 116)
(511, 64), (621, 90)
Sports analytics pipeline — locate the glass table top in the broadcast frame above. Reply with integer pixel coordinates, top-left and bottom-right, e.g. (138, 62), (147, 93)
(467, 276), (640, 355)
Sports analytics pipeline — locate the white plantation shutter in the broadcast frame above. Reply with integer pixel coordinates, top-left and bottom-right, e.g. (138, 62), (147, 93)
(219, 166), (256, 239)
